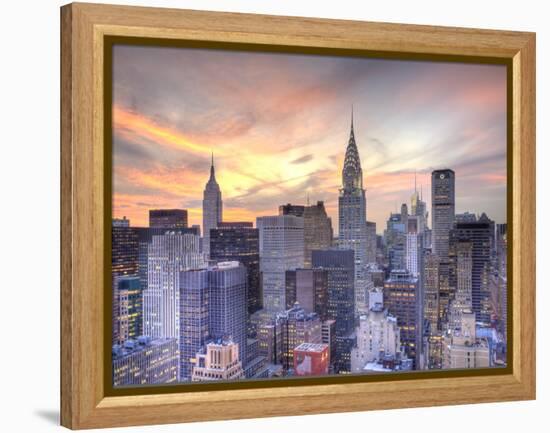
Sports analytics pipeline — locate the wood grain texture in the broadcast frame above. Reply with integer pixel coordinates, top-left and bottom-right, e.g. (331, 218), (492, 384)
(60, 2), (536, 429)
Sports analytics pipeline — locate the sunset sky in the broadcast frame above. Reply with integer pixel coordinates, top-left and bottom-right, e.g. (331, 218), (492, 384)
(112, 44), (507, 233)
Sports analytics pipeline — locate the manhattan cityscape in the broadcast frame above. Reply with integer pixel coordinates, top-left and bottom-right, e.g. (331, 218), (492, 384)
(111, 46), (507, 387)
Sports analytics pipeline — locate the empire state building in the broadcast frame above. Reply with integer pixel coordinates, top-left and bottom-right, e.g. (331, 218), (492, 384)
(202, 154), (223, 257)
(338, 110), (368, 302)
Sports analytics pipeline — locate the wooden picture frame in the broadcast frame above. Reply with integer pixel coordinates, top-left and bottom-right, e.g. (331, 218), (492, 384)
(60, 2), (536, 429)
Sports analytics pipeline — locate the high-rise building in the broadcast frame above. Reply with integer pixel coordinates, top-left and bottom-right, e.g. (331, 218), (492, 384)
(208, 262), (248, 366)
(285, 268), (328, 320)
(179, 269), (210, 381)
(384, 270), (421, 367)
(280, 201), (333, 268)
(351, 289), (404, 373)
(431, 169), (455, 258)
(279, 203), (305, 217)
(411, 175), (428, 234)
(191, 339), (245, 382)
(210, 223), (261, 314)
(366, 221), (377, 265)
(257, 215), (304, 311)
(112, 217), (139, 345)
(321, 319), (337, 370)
(149, 209), (188, 228)
(338, 111), (368, 298)
(143, 232), (205, 349)
(423, 251), (442, 369)
(293, 343), (330, 376)
(448, 240), (473, 331)
(405, 216), (422, 277)
(385, 212), (406, 271)
(115, 276), (142, 343)
(202, 154), (223, 257)
(112, 336), (178, 387)
(450, 213), (493, 325)
(303, 201), (333, 268)
(443, 312), (490, 369)
(278, 303), (322, 370)
(135, 226), (200, 293)
(311, 249), (355, 338)
(423, 252), (440, 333)
(179, 262), (247, 381)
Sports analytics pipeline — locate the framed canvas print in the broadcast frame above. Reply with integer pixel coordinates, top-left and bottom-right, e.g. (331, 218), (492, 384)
(60, 3), (536, 429)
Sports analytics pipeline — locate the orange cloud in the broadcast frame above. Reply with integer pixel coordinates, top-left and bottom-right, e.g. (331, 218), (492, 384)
(113, 105), (215, 156)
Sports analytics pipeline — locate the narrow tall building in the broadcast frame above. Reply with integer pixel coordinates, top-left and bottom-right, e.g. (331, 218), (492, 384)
(179, 262), (248, 381)
(280, 201), (333, 268)
(111, 217), (139, 345)
(383, 270), (421, 368)
(143, 232), (205, 347)
(431, 169), (455, 258)
(257, 215), (304, 312)
(285, 268), (329, 320)
(338, 110), (368, 296)
(202, 154), (223, 257)
(210, 223), (261, 314)
(450, 213), (494, 325)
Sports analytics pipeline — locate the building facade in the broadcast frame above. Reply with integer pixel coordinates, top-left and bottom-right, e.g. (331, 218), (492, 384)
(112, 337), (178, 387)
(293, 343), (330, 376)
(143, 232), (205, 346)
(285, 268), (329, 320)
(149, 209), (188, 228)
(257, 215), (304, 311)
(383, 270), (421, 367)
(210, 223), (261, 314)
(431, 169), (455, 258)
(191, 339), (245, 381)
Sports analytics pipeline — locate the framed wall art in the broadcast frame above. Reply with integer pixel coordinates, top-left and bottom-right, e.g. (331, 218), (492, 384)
(61, 2), (536, 429)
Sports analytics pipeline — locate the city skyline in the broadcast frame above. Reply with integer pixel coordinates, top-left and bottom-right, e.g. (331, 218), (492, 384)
(112, 46), (507, 232)
(111, 45), (508, 386)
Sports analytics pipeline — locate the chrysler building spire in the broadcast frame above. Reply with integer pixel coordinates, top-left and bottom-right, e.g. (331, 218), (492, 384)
(342, 106), (363, 191)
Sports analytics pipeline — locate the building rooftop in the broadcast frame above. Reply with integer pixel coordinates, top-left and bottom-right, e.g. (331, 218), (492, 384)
(294, 342), (329, 353)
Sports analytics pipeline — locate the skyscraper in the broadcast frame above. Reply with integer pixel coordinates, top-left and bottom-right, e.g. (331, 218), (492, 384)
(366, 221), (377, 265)
(405, 216), (422, 277)
(179, 262), (248, 381)
(351, 289), (404, 373)
(431, 169), (455, 258)
(338, 110), (368, 296)
(115, 276), (143, 343)
(111, 217), (139, 345)
(448, 240), (473, 331)
(208, 262), (248, 366)
(143, 232), (205, 347)
(202, 154), (223, 257)
(179, 268), (210, 381)
(280, 201), (333, 268)
(312, 249), (356, 372)
(450, 213), (494, 325)
(285, 268), (328, 320)
(383, 270), (421, 367)
(303, 201), (333, 268)
(149, 209), (188, 228)
(210, 223), (261, 314)
(311, 249), (355, 338)
(257, 215), (304, 311)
